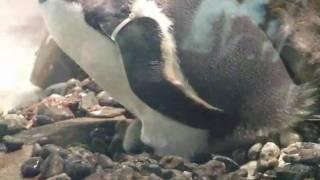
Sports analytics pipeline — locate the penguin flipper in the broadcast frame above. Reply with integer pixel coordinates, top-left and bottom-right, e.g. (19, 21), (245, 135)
(114, 17), (235, 133)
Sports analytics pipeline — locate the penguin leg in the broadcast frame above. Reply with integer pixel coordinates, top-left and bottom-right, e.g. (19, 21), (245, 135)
(123, 119), (145, 154)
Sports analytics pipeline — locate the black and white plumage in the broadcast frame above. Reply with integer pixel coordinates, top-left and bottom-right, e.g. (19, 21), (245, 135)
(38, 0), (320, 158)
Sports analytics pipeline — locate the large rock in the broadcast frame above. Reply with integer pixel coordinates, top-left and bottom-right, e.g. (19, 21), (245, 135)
(31, 36), (88, 89)
(14, 117), (126, 147)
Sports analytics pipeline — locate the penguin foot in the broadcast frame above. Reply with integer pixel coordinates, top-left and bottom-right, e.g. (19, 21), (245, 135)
(139, 112), (210, 158)
(123, 119), (145, 154)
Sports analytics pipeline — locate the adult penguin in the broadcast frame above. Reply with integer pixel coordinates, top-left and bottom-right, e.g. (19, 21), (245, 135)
(38, 0), (320, 158)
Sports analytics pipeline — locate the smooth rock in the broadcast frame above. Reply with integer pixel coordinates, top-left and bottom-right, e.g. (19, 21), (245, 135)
(161, 169), (186, 180)
(280, 130), (302, 147)
(47, 173), (72, 180)
(257, 142), (280, 172)
(79, 92), (99, 111)
(40, 144), (69, 159)
(81, 78), (103, 93)
(248, 143), (263, 160)
(142, 164), (162, 177)
(89, 106), (126, 118)
(64, 155), (95, 180)
(36, 136), (52, 146)
(97, 91), (121, 107)
(45, 82), (69, 96)
(159, 155), (187, 171)
(35, 115), (55, 126)
(94, 153), (117, 169)
(3, 135), (24, 152)
(40, 153), (65, 179)
(37, 102), (75, 121)
(14, 117), (126, 147)
(20, 157), (43, 178)
(1, 114), (27, 134)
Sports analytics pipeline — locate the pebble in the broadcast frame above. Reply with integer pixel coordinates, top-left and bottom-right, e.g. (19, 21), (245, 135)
(280, 130), (302, 147)
(81, 78), (103, 93)
(1, 114), (28, 134)
(159, 155), (187, 171)
(161, 169), (186, 180)
(40, 144), (69, 159)
(257, 142), (280, 172)
(35, 115), (55, 126)
(89, 106), (126, 118)
(248, 143), (263, 160)
(66, 78), (82, 88)
(36, 136), (52, 146)
(97, 91), (121, 107)
(20, 157), (43, 178)
(79, 92), (99, 111)
(64, 155), (95, 180)
(3, 135), (24, 152)
(45, 82), (69, 96)
(193, 160), (226, 179)
(40, 153), (65, 179)
(37, 102), (75, 121)
(94, 153), (117, 169)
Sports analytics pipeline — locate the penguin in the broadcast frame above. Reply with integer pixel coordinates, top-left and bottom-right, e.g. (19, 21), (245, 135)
(38, 0), (320, 158)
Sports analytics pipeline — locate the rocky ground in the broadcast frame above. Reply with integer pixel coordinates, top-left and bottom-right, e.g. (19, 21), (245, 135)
(0, 78), (320, 180)
(0, 0), (319, 180)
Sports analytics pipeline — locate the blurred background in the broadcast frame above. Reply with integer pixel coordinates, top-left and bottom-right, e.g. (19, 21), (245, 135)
(0, 0), (46, 111)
